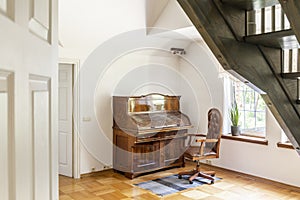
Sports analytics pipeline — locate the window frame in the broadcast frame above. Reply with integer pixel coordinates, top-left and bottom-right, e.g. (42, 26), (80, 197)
(231, 78), (267, 138)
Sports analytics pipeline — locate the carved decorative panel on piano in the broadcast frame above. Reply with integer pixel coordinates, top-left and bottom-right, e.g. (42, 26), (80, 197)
(113, 93), (192, 178)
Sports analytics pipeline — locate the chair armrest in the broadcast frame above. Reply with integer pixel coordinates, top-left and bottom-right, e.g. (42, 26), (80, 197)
(195, 138), (205, 143)
(187, 133), (206, 137)
(195, 138), (219, 143)
(186, 133), (206, 146)
(195, 138), (219, 156)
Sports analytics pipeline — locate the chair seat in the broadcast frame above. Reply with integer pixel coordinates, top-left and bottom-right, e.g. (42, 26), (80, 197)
(178, 108), (222, 184)
(184, 146), (217, 161)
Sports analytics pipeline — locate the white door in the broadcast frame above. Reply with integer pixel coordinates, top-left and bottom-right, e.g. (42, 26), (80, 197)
(30, 82), (51, 200)
(0, 0), (58, 199)
(0, 75), (9, 200)
(59, 64), (73, 177)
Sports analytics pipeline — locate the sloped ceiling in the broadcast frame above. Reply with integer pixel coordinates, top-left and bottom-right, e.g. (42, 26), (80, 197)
(145, 0), (170, 28)
(59, 0), (197, 59)
(148, 0), (192, 31)
(59, 0), (146, 50)
(146, 0), (200, 41)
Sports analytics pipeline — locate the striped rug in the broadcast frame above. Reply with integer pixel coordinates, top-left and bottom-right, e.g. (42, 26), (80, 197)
(134, 174), (220, 197)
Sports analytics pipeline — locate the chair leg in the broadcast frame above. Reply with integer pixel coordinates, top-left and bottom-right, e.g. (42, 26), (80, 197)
(178, 162), (216, 184)
(201, 170), (216, 177)
(178, 161), (201, 178)
(188, 172), (200, 184)
(198, 172), (215, 184)
(178, 169), (198, 179)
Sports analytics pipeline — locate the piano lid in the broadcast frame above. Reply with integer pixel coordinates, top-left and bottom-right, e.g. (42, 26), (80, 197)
(128, 93), (179, 113)
(113, 93), (192, 134)
(130, 111), (191, 131)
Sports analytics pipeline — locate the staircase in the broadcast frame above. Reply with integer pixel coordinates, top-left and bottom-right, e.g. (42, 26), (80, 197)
(177, 0), (300, 154)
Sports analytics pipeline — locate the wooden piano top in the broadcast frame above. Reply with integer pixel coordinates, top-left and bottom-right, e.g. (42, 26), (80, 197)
(113, 93), (192, 134)
(128, 93), (180, 113)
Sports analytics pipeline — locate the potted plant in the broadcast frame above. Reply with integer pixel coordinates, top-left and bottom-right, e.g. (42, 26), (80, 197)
(229, 102), (240, 136)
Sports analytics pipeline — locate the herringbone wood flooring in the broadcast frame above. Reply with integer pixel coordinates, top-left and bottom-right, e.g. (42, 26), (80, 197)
(59, 162), (300, 200)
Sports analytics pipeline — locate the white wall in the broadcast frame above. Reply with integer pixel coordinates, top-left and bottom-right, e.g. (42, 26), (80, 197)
(58, 0), (149, 175)
(59, 0), (146, 62)
(58, 0), (300, 188)
(213, 108), (300, 187)
(179, 42), (224, 131)
(181, 40), (300, 187)
(75, 28), (224, 174)
(80, 52), (187, 173)
(77, 28), (300, 187)
(0, 0), (58, 199)
(57, 0), (203, 175)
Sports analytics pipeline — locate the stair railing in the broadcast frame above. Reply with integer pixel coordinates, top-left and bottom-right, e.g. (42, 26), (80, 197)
(283, 49), (299, 73)
(282, 48), (300, 104)
(297, 78), (300, 104)
(247, 4), (290, 36)
(247, 3), (300, 104)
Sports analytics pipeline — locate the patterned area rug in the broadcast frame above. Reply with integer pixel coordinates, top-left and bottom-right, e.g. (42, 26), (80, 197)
(134, 174), (221, 197)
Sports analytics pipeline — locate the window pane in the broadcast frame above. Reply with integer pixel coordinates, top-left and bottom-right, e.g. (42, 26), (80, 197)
(257, 95), (265, 110)
(245, 111), (255, 129)
(240, 111), (245, 129)
(233, 80), (266, 137)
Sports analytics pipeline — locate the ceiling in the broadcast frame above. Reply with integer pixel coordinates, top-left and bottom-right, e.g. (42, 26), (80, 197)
(59, 0), (199, 59)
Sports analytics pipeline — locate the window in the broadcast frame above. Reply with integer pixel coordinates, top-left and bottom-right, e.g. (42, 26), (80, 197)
(233, 80), (266, 137)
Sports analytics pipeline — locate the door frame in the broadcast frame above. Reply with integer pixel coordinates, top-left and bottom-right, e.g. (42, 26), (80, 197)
(59, 58), (80, 179)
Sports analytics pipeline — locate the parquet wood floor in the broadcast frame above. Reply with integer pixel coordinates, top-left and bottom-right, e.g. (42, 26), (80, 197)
(59, 162), (300, 200)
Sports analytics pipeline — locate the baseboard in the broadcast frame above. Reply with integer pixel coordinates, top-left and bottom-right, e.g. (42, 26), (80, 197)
(196, 161), (300, 191)
(80, 168), (114, 178)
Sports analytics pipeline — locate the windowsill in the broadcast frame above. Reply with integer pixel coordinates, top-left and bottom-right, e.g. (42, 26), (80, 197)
(277, 142), (294, 150)
(221, 134), (268, 145)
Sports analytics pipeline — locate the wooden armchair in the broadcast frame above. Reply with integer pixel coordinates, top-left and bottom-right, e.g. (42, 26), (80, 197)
(178, 108), (223, 184)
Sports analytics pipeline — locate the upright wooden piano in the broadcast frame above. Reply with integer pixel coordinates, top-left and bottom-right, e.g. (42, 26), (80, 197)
(112, 93), (192, 178)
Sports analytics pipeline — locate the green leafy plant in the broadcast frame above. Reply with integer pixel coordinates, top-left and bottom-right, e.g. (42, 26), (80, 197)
(230, 103), (240, 127)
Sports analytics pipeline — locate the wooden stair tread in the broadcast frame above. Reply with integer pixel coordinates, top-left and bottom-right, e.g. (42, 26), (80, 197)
(282, 72), (300, 79)
(222, 0), (279, 10)
(244, 29), (299, 49)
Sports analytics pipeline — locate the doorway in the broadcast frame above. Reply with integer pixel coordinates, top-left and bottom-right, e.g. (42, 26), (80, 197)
(58, 61), (80, 178)
(58, 63), (73, 177)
